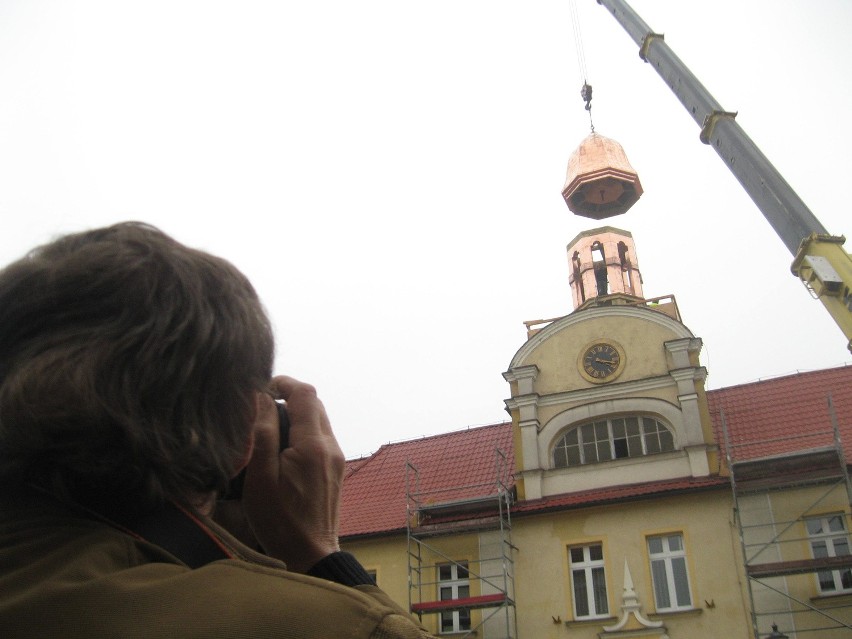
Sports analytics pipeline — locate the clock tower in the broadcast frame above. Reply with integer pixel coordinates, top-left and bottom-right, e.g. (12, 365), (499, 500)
(503, 227), (717, 501)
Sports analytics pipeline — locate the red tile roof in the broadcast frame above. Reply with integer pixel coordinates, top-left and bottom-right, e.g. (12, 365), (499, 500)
(707, 365), (852, 462)
(340, 423), (514, 538)
(340, 365), (852, 538)
(512, 476), (728, 514)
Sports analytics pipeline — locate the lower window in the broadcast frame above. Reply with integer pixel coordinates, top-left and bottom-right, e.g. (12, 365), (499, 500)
(569, 544), (609, 619)
(647, 533), (692, 611)
(806, 514), (852, 594)
(438, 562), (471, 634)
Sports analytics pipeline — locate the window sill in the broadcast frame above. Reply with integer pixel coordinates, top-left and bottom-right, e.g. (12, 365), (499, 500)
(648, 607), (702, 619)
(811, 591), (852, 605)
(564, 615), (618, 627)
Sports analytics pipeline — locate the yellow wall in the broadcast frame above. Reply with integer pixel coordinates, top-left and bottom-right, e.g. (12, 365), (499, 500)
(510, 491), (749, 639)
(341, 535), (410, 608)
(343, 489), (755, 639)
(521, 314), (682, 397)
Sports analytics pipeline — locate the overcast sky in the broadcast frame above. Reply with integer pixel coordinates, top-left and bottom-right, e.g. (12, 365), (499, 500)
(1, 1), (850, 458)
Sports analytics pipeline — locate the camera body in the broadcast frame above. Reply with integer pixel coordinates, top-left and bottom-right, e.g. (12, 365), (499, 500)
(271, 401), (291, 449)
(223, 401), (290, 499)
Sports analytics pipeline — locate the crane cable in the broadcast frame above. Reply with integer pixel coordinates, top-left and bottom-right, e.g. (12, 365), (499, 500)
(569, 0), (595, 132)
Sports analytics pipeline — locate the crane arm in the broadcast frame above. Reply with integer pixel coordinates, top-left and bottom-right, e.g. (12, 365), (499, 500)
(596, 0), (852, 351)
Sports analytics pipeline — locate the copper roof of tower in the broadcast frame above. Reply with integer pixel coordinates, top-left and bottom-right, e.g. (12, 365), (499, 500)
(562, 133), (643, 219)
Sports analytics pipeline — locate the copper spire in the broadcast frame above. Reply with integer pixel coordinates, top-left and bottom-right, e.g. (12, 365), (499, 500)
(562, 132), (643, 219)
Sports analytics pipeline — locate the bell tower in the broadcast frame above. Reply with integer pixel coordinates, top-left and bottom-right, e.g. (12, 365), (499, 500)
(567, 226), (643, 309)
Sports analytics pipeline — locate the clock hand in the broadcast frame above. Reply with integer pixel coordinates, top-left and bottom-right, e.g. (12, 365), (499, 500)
(595, 358), (617, 365)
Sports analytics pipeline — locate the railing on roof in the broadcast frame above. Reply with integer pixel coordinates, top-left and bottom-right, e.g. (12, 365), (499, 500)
(523, 294), (681, 338)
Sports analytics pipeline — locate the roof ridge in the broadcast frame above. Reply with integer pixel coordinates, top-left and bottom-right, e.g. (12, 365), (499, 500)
(344, 421), (512, 462)
(707, 363), (852, 394)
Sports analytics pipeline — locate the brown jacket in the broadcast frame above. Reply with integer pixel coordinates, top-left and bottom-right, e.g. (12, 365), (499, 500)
(0, 492), (432, 639)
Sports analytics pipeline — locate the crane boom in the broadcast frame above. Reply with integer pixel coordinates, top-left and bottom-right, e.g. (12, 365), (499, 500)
(596, 0), (852, 352)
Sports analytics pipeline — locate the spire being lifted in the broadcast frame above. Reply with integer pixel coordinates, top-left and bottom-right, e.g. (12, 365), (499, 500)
(562, 133), (643, 219)
(562, 0), (643, 219)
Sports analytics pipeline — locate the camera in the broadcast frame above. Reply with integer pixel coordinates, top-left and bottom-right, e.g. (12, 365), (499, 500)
(223, 401), (290, 500)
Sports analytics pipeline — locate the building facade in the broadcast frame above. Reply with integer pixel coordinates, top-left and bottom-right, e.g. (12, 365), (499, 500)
(339, 228), (852, 639)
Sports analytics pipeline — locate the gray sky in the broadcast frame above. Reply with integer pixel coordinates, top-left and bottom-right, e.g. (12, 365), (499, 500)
(1, 1), (850, 458)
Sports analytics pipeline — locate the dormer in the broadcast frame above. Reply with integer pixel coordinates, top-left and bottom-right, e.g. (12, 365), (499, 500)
(503, 230), (716, 501)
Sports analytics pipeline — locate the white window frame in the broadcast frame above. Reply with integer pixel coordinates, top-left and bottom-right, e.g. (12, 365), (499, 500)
(647, 533), (693, 612)
(805, 514), (852, 594)
(437, 562), (471, 634)
(553, 416), (675, 468)
(569, 543), (609, 619)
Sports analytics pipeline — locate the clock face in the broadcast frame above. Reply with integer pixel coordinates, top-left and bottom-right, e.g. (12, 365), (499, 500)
(581, 342), (623, 382)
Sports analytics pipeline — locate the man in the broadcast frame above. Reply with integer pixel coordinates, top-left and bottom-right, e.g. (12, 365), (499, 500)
(0, 222), (433, 638)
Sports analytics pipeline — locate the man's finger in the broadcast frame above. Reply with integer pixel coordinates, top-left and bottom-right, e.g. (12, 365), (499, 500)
(245, 393), (280, 483)
(269, 376), (334, 438)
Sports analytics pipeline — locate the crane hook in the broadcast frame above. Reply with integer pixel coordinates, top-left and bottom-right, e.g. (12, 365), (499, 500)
(581, 83), (593, 111)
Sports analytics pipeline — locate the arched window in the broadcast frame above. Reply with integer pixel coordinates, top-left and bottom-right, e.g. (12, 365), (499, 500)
(552, 416), (675, 468)
(590, 241), (608, 295)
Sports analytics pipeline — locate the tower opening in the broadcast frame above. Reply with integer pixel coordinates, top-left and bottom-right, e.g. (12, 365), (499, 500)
(572, 251), (586, 303)
(618, 241), (633, 294)
(591, 241), (609, 295)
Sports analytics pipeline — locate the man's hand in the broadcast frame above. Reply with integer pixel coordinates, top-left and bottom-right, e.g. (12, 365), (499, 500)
(240, 376), (345, 573)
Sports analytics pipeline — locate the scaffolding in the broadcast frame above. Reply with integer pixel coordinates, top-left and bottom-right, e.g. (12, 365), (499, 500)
(722, 395), (852, 638)
(406, 449), (517, 639)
